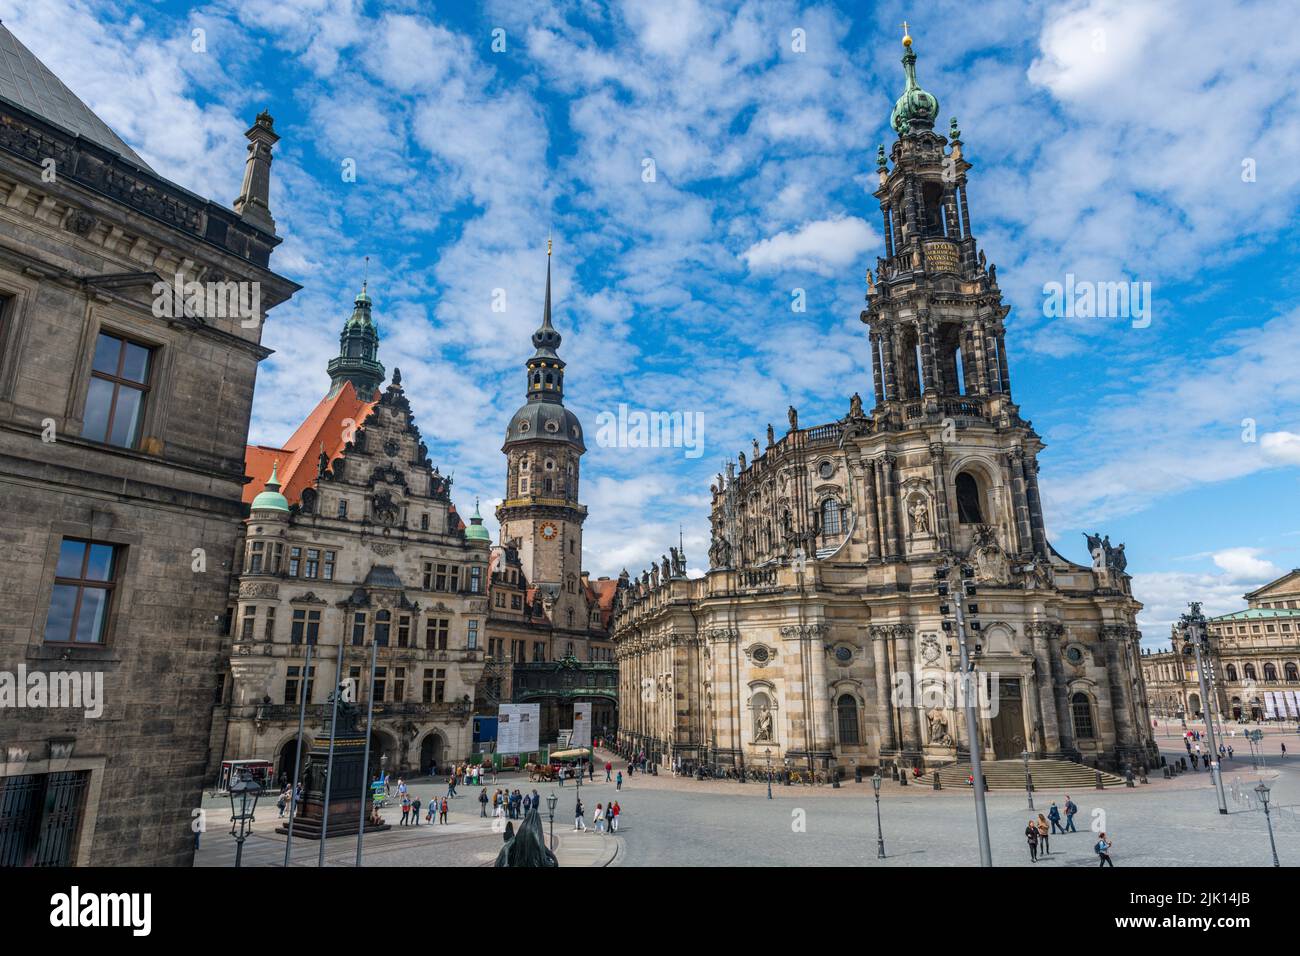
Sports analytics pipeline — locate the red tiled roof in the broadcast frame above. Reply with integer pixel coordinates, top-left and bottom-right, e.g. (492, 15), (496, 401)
(243, 382), (379, 505)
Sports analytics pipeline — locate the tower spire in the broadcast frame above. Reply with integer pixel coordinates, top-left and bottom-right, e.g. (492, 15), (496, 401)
(526, 239), (565, 403)
(326, 268), (385, 398)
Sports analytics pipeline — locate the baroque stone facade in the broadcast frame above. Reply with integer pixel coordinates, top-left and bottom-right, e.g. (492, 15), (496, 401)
(613, 36), (1156, 774)
(0, 25), (297, 864)
(219, 292), (490, 781)
(1142, 569), (1300, 722)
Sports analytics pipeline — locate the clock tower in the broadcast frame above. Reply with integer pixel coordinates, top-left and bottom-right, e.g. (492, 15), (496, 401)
(497, 241), (589, 635)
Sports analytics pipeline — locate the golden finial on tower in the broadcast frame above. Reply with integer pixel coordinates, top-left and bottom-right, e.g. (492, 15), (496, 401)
(901, 20), (912, 47)
(547, 233), (552, 257)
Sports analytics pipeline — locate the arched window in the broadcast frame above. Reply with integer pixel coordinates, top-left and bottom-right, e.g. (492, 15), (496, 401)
(1244, 664), (1258, 681)
(837, 694), (860, 745)
(1071, 692), (1094, 739)
(955, 472), (984, 524)
(1264, 663), (1278, 681)
(1226, 664), (1238, 682)
(1286, 663), (1299, 682)
(821, 499), (842, 536)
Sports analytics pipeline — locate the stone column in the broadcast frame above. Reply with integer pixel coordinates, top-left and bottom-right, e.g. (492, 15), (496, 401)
(970, 317), (991, 396)
(995, 330), (1012, 396)
(1102, 625), (1137, 752)
(958, 184), (971, 237)
(880, 455), (900, 559)
(894, 624), (923, 753)
(881, 206), (894, 258)
(928, 442), (951, 552)
(870, 625), (898, 754)
(862, 459), (881, 560)
(805, 624), (833, 754)
(879, 325), (898, 401)
(1028, 623), (1062, 754)
(1007, 450), (1034, 556)
(917, 312), (939, 395)
(1023, 456), (1048, 557)
(943, 184), (961, 238)
(869, 332), (885, 405)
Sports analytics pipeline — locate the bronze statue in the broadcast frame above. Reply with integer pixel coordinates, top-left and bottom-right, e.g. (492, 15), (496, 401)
(494, 807), (558, 867)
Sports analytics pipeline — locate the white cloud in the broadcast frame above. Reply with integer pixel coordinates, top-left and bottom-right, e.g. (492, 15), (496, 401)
(741, 216), (877, 275)
(1211, 548), (1283, 583)
(1261, 431), (1300, 466)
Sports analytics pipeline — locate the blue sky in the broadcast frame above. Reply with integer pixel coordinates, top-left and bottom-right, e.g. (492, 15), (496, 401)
(8, 0), (1299, 641)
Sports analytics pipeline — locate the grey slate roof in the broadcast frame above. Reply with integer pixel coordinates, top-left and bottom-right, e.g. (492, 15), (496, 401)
(0, 22), (151, 169)
(363, 565), (405, 590)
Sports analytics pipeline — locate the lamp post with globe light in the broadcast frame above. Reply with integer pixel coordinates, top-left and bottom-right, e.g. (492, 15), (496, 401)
(871, 771), (885, 859)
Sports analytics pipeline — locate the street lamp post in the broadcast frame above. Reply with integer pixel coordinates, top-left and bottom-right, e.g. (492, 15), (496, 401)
(546, 792), (558, 850)
(871, 771), (885, 859)
(1021, 749), (1034, 810)
(1181, 602), (1228, 814)
(766, 747), (772, 800)
(228, 773), (262, 868)
(283, 637), (313, 867)
(938, 563), (993, 867)
(1255, 782), (1280, 867)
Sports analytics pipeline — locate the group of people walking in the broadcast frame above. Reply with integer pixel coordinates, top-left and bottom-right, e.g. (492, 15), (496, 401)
(483, 787), (544, 820)
(1024, 796), (1112, 866)
(398, 793), (449, 825)
(572, 798), (621, 833)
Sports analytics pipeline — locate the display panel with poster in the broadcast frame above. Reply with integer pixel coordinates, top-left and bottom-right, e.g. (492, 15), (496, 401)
(497, 703), (541, 755)
(571, 701), (592, 749)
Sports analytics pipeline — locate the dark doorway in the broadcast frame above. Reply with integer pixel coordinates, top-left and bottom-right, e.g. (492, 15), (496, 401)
(420, 734), (444, 776)
(277, 736), (311, 784)
(990, 678), (1025, 758)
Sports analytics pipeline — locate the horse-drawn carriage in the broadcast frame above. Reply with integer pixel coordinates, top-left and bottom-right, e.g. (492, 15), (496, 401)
(526, 762), (556, 782)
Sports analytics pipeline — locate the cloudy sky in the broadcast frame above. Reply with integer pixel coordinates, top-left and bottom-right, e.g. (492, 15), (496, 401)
(7, 0), (1298, 642)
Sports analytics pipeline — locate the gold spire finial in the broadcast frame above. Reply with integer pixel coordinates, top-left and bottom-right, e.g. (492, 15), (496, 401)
(547, 235), (552, 256)
(901, 20), (912, 47)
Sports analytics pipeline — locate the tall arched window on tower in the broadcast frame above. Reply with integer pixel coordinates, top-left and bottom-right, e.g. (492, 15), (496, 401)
(821, 498), (842, 536)
(836, 694), (860, 745)
(955, 472), (984, 524)
(921, 181), (946, 237)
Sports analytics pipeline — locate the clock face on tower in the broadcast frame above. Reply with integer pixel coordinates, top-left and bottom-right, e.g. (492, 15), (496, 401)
(540, 522), (558, 541)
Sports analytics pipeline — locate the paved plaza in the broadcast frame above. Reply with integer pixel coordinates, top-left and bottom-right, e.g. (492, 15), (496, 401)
(195, 728), (1300, 867)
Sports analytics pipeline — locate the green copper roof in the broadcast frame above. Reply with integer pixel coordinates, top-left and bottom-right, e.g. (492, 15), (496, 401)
(251, 462), (290, 513)
(889, 36), (939, 135)
(346, 282), (374, 328)
(465, 498), (491, 542)
(1210, 608), (1300, 622)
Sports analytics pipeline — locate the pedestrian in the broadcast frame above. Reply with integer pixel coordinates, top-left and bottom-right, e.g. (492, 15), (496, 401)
(588, 761), (594, 782)
(1095, 831), (1114, 866)
(1283, 743), (1288, 759)
(479, 787), (488, 817)
(1064, 795), (1078, 832)
(616, 771), (623, 791)
(1037, 813), (1050, 855)
(611, 801), (620, 832)
(605, 761), (613, 782)
(523, 791), (532, 816)
(574, 798), (586, 831)
(594, 802), (605, 833)
(439, 796), (449, 824)
(604, 802), (614, 833)
(400, 795), (411, 826)
(277, 786), (289, 818)
(1025, 820), (1039, 863)
(447, 773), (456, 798)
(397, 778), (408, 799)
(1227, 745), (1234, 759)
(1048, 801), (1063, 834)
(412, 797), (422, 826)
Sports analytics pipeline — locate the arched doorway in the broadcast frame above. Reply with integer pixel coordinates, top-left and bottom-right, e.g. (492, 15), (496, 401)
(1188, 692), (1201, 716)
(420, 732), (445, 777)
(989, 678), (1026, 758)
(276, 735), (313, 785)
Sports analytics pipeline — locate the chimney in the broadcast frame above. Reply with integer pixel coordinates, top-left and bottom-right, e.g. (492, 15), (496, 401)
(233, 110), (279, 234)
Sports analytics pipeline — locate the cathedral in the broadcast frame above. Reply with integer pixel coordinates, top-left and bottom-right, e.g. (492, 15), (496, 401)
(612, 34), (1158, 775)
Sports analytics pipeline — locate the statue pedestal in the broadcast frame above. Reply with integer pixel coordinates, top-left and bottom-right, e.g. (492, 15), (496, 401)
(906, 531), (937, 555)
(276, 728), (391, 840)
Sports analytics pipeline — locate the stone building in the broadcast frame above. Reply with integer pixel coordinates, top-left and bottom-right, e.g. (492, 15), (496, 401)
(0, 25), (297, 864)
(484, 244), (620, 743)
(612, 34), (1157, 775)
(217, 287), (491, 782)
(1142, 569), (1300, 722)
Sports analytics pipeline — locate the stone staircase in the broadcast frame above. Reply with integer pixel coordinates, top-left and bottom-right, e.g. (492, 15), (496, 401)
(934, 758), (1128, 790)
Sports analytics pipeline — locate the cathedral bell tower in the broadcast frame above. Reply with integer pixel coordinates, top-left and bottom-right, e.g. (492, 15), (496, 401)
(861, 28), (1048, 559)
(497, 241), (589, 633)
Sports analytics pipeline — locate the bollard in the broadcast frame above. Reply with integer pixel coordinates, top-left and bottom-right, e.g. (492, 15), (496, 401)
(899, 770), (908, 786)
(890, 764), (900, 781)
(981, 774), (989, 793)
(1162, 766), (1171, 779)
(933, 772), (942, 790)
(1095, 769), (1104, 789)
